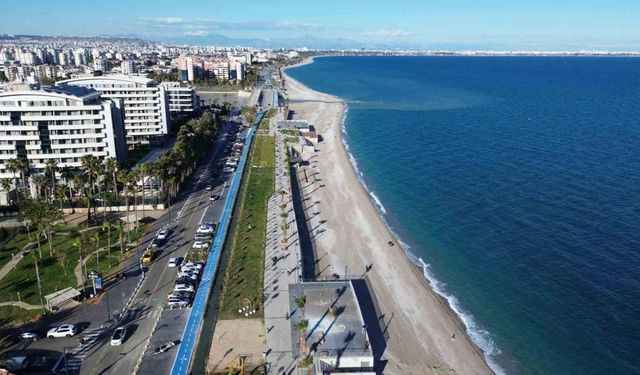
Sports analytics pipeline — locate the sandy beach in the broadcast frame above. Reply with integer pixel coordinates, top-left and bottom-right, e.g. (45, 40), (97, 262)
(282, 58), (493, 375)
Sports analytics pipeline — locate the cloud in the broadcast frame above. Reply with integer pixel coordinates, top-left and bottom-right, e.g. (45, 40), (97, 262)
(361, 29), (416, 38)
(139, 18), (327, 31)
(183, 30), (209, 37)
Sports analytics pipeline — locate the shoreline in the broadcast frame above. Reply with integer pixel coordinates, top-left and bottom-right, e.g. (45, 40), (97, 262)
(282, 58), (495, 374)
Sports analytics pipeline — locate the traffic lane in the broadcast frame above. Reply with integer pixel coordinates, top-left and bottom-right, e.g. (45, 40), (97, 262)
(137, 308), (190, 375)
(83, 135), (231, 374)
(87, 127), (235, 373)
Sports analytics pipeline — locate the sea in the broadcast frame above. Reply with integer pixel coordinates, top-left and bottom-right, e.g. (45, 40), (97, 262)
(286, 56), (640, 375)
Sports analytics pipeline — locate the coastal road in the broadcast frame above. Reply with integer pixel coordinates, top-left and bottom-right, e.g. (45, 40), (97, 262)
(76, 120), (240, 375)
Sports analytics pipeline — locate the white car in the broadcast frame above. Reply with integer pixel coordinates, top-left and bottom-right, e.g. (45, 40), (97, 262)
(192, 241), (209, 249)
(196, 225), (214, 234)
(174, 284), (195, 293)
(176, 271), (198, 280)
(168, 257), (181, 268)
(156, 228), (169, 240)
(182, 262), (202, 271)
(47, 324), (77, 338)
(110, 327), (126, 346)
(167, 297), (190, 308)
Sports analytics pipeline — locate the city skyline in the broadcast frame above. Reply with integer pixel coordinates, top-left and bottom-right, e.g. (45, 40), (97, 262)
(2, 0), (639, 50)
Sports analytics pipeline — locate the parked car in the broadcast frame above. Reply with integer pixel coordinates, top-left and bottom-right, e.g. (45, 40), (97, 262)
(167, 297), (190, 308)
(168, 257), (181, 268)
(156, 228), (169, 240)
(47, 324), (77, 338)
(196, 224), (214, 234)
(173, 284), (195, 293)
(194, 233), (212, 241)
(175, 276), (197, 286)
(176, 271), (198, 281)
(182, 262), (203, 271)
(192, 241), (209, 249)
(110, 326), (127, 346)
(169, 291), (193, 300)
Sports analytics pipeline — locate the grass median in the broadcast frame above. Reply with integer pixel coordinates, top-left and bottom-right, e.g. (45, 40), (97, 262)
(218, 134), (275, 319)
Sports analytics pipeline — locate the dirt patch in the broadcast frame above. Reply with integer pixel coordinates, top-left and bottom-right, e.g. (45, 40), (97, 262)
(206, 318), (266, 373)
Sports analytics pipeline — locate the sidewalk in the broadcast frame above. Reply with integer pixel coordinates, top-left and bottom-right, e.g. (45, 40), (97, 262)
(263, 130), (304, 374)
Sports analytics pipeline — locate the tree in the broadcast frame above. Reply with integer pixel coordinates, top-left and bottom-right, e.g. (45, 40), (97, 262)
(6, 157), (29, 201)
(103, 220), (114, 268)
(18, 198), (47, 259)
(54, 184), (68, 218)
(44, 159), (58, 199)
(32, 174), (49, 200)
(81, 155), (100, 223)
(299, 355), (314, 369)
(104, 157), (119, 208)
(59, 166), (75, 212)
(295, 319), (309, 332)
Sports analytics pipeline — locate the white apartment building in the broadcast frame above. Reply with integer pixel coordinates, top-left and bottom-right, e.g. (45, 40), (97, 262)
(56, 75), (170, 147)
(0, 86), (127, 195)
(93, 58), (109, 73)
(121, 60), (136, 75)
(159, 82), (199, 114)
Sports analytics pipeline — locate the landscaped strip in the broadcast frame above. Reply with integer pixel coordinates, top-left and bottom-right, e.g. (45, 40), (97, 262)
(218, 132), (275, 319)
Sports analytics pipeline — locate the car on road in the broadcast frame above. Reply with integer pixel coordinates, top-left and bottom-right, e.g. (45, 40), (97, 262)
(223, 167), (235, 173)
(150, 239), (159, 248)
(142, 249), (153, 263)
(175, 276), (197, 286)
(206, 183), (212, 190)
(177, 271), (198, 280)
(194, 233), (212, 241)
(196, 224), (214, 234)
(192, 241), (209, 249)
(18, 330), (39, 341)
(167, 296), (190, 308)
(156, 228), (169, 240)
(110, 326), (127, 346)
(47, 324), (77, 338)
(182, 262), (203, 271)
(174, 283), (195, 293)
(168, 257), (182, 268)
(209, 194), (220, 201)
(169, 291), (193, 300)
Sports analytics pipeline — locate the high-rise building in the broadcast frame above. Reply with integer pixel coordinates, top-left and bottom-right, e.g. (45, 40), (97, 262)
(121, 60), (136, 75)
(56, 75), (170, 147)
(94, 58), (109, 73)
(0, 86), (127, 194)
(160, 82), (199, 114)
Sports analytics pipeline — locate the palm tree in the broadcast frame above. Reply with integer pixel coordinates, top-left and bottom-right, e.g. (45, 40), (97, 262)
(0, 178), (11, 204)
(59, 166), (74, 204)
(44, 159), (58, 200)
(128, 169), (139, 230)
(116, 169), (130, 211)
(104, 157), (119, 208)
(71, 230), (86, 290)
(80, 155), (100, 223)
(102, 221), (113, 268)
(55, 184), (67, 217)
(32, 174), (49, 200)
(6, 158), (28, 201)
(137, 162), (151, 220)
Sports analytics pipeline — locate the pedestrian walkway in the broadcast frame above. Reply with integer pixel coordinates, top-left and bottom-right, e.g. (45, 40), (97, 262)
(0, 300), (41, 310)
(263, 130), (304, 374)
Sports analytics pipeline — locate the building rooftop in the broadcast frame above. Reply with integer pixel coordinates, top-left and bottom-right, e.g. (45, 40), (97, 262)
(57, 74), (155, 87)
(289, 281), (372, 359)
(42, 85), (99, 98)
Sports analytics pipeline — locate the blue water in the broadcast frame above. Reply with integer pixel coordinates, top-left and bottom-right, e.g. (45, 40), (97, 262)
(286, 56), (640, 375)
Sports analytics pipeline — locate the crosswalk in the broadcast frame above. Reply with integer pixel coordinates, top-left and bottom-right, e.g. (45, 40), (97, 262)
(58, 328), (103, 373)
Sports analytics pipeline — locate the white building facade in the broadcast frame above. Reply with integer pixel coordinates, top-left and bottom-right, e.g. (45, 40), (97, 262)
(160, 82), (199, 114)
(56, 75), (170, 147)
(0, 86), (127, 189)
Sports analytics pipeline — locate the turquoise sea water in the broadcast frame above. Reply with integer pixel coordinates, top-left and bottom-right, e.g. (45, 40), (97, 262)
(286, 56), (640, 374)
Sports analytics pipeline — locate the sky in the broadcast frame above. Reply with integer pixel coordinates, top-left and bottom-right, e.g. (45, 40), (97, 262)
(1, 0), (639, 50)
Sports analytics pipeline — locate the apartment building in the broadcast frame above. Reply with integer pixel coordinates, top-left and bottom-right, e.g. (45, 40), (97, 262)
(159, 82), (199, 114)
(56, 75), (170, 147)
(0, 86), (127, 195)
